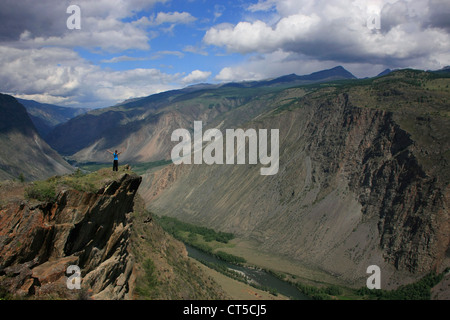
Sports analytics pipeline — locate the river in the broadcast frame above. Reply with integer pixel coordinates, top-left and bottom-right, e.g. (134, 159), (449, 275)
(185, 244), (310, 300)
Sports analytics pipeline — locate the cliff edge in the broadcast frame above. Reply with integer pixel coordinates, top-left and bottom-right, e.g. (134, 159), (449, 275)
(0, 166), (227, 300)
(0, 167), (141, 299)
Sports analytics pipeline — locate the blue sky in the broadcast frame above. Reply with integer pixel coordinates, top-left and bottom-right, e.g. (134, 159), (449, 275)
(82, 0), (261, 82)
(0, 0), (449, 108)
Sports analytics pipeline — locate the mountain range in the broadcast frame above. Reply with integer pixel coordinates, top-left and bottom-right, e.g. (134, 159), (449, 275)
(16, 98), (87, 138)
(0, 94), (73, 181)
(136, 69), (449, 288)
(0, 65), (449, 295)
(45, 66), (358, 163)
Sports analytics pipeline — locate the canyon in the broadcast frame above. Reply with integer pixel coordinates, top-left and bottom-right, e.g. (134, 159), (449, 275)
(0, 67), (448, 299)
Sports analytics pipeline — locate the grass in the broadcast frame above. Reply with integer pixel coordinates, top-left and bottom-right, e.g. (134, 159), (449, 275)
(134, 259), (159, 299)
(131, 160), (172, 175)
(77, 159), (172, 175)
(25, 166), (134, 202)
(154, 214), (246, 265)
(155, 215), (234, 244)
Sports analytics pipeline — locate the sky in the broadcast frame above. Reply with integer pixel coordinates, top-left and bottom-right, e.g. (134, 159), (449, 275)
(0, 0), (449, 108)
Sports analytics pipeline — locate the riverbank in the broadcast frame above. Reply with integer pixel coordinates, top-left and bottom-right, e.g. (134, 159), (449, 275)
(154, 214), (353, 299)
(190, 257), (289, 300)
(185, 244), (310, 300)
(220, 238), (351, 288)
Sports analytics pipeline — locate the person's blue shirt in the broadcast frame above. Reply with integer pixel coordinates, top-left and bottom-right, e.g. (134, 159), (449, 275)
(114, 153), (119, 160)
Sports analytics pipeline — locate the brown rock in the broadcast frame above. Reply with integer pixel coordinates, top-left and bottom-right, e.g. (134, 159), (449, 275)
(0, 171), (142, 299)
(31, 256), (79, 285)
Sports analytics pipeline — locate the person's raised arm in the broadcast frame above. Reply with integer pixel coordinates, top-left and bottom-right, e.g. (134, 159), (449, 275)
(107, 150), (113, 154)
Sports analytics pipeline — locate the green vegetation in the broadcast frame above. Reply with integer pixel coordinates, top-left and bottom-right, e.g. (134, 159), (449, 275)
(25, 178), (58, 201)
(197, 259), (279, 297)
(76, 162), (111, 172)
(290, 269), (448, 300)
(134, 259), (159, 299)
(267, 272), (345, 300)
(77, 159), (172, 175)
(154, 215), (246, 265)
(131, 159), (172, 175)
(156, 215), (234, 244)
(356, 270), (448, 300)
(0, 285), (13, 300)
(25, 166), (134, 202)
(198, 260), (249, 283)
(214, 250), (247, 265)
(267, 266), (449, 300)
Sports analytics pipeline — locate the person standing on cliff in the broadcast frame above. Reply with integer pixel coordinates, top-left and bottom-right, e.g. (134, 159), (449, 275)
(107, 149), (122, 171)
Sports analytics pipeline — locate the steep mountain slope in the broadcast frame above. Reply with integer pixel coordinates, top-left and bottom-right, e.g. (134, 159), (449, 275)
(17, 98), (87, 138)
(47, 86), (279, 163)
(0, 168), (226, 300)
(45, 67), (356, 164)
(140, 70), (449, 289)
(0, 94), (73, 181)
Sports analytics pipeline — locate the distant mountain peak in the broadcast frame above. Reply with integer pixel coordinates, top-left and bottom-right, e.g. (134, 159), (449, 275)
(376, 69), (392, 77)
(301, 65), (357, 80)
(221, 66), (357, 89)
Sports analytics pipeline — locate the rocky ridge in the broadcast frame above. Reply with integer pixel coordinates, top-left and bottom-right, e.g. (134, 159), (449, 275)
(0, 169), (141, 299)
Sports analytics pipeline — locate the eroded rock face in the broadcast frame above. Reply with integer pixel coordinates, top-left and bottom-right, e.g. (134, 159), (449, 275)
(142, 93), (449, 288)
(0, 172), (142, 300)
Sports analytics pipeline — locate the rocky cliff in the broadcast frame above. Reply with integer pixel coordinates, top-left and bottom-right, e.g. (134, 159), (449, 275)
(0, 167), (227, 300)
(0, 169), (141, 299)
(141, 71), (449, 289)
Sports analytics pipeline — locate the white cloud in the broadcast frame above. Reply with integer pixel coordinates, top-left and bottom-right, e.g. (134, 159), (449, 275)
(204, 0), (450, 72)
(247, 0), (278, 12)
(1, 0), (449, 109)
(182, 70), (212, 84)
(134, 11), (197, 28)
(0, 0), (204, 108)
(0, 0), (169, 52)
(101, 55), (150, 63)
(183, 45), (209, 56)
(155, 11), (197, 25)
(0, 45), (182, 108)
(155, 50), (185, 58)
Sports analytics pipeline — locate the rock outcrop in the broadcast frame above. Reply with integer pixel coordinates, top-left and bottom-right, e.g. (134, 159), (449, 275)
(0, 171), (141, 299)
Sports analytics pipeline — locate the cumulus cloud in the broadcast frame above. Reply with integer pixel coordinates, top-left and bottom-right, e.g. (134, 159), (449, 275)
(154, 11), (197, 25)
(132, 11), (197, 29)
(100, 56), (150, 63)
(183, 44), (209, 56)
(0, 0), (167, 51)
(0, 45), (181, 108)
(182, 70), (212, 84)
(205, 0), (450, 77)
(1, 0), (448, 108)
(0, 0), (204, 107)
